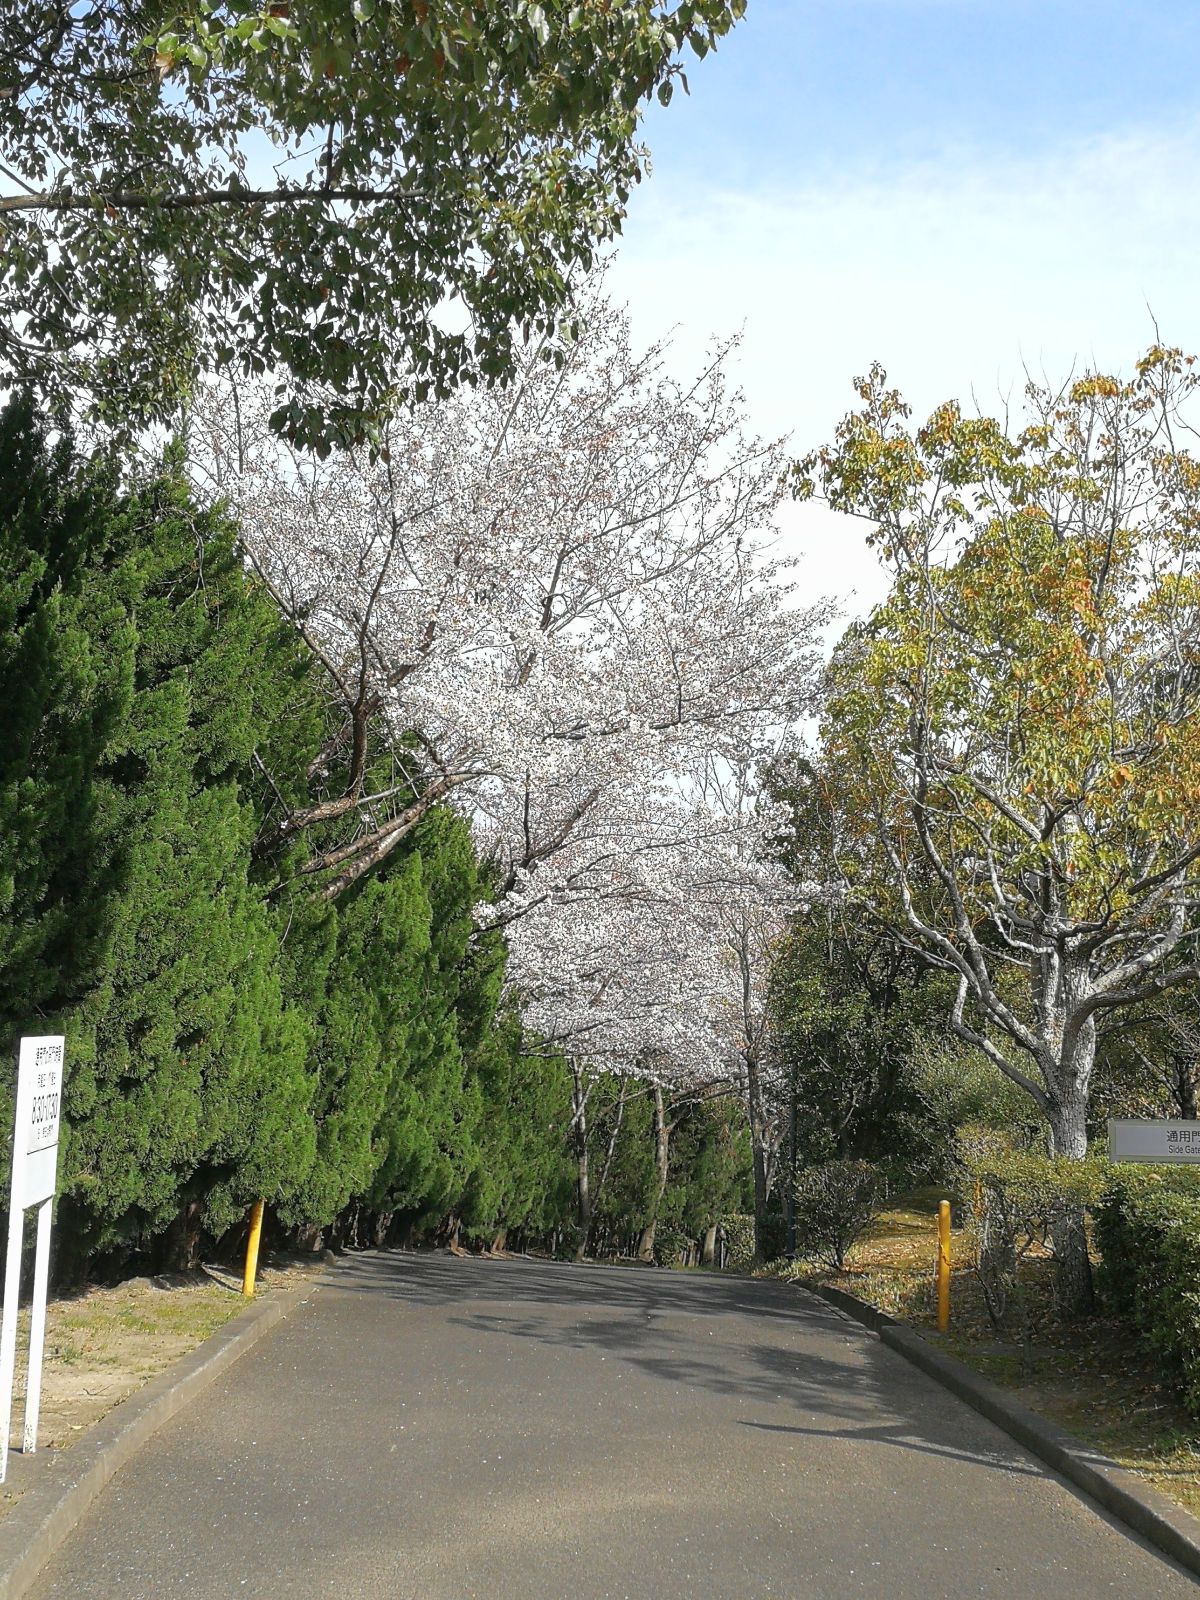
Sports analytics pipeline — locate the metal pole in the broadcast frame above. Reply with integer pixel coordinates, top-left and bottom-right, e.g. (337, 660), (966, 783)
(23, 1198), (52, 1454)
(0, 1205), (24, 1483)
(242, 1200), (265, 1298)
(936, 1199), (951, 1334)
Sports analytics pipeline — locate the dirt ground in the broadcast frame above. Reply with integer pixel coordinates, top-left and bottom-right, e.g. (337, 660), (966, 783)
(0, 1253), (324, 1510)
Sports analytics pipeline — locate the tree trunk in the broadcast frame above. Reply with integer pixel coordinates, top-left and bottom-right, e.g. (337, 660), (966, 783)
(571, 1065), (592, 1261)
(161, 1198), (205, 1273)
(637, 1082), (671, 1263)
(701, 1223), (718, 1266)
(745, 1051), (770, 1262)
(1176, 1054), (1198, 1121)
(293, 1222), (323, 1255)
(592, 1077), (628, 1220)
(575, 1140), (591, 1260)
(785, 1057), (798, 1258)
(1047, 1087), (1095, 1317)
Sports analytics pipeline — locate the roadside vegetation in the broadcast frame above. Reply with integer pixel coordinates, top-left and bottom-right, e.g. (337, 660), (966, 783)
(769, 1190), (1200, 1518)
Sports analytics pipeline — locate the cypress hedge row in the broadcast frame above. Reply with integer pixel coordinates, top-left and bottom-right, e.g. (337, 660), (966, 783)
(0, 399), (751, 1279)
(0, 399), (586, 1275)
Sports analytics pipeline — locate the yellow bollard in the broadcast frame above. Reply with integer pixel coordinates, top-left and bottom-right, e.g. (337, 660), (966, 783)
(936, 1199), (951, 1333)
(242, 1199), (265, 1298)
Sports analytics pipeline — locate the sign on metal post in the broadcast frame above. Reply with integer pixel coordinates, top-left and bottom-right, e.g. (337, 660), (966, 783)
(0, 1036), (63, 1482)
(1109, 1118), (1200, 1164)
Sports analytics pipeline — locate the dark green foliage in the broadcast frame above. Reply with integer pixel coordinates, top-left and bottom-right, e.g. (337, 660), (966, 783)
(720, 1213), (756, 1270)
(1095, 1169), (1200, 1418)
(766, 754), (958, 1190)
(0, 401), (587, 1267)
(652, 1220), (691, 1267)
(588, 1080), (656, 1251)
(0, 411), (320, 1258)
(460, 1017), (575, 1245)
(579, 1086), (753, 1262)
(661, 1099), (752, 1238)
(792, 1160), (888, 1270)
(0, 396), (132, 1053)
(769, 915), (952, 1183)
(276, 867), (429, 1233)
(374, 814), (484, 1225)
(1092, 990), (1200, 1124)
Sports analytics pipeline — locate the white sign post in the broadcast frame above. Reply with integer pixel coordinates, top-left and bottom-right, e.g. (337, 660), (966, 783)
(1108, 1118), (1200, 1164)
(0, 1036), (63, 1483)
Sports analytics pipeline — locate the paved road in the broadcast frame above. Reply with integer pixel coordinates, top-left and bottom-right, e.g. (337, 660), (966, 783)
(28, 1254), (1196, 1599)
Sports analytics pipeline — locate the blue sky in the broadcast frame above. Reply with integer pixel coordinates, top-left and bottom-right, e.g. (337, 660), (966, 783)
(605, 1), (1200, 619)
(642, 1), (1200, 183)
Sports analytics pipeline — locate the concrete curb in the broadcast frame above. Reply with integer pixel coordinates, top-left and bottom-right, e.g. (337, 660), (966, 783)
(0, 1269), (326, 1599)
(806, 1281), (1200, 1581)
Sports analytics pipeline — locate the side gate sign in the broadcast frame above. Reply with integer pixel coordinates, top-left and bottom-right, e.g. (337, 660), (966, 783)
(0, 1036), (64, 1483)
(1109, 1118), (1200, 1164)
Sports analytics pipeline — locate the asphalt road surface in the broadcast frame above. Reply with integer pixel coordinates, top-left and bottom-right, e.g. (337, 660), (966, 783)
(28, 1254), (1197, 1599)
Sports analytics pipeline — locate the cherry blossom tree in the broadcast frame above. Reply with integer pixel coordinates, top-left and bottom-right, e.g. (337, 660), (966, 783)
(189, 292), (829, 1260)
(681, 762), (802, 1260)
(190, 291), (829, 912)
(503, 793), (735, 1257)
(505, 765), (802, 1261)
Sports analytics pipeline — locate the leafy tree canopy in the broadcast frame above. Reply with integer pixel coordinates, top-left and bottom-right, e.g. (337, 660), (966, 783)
(0, 1), (745, 450)
(794, 347), (1200, 1177)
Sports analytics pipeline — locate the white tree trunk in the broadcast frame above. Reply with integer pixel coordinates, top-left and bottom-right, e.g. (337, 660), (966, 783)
(637, 1082), (671, 1263)
(1043, 972), (1095, 1315)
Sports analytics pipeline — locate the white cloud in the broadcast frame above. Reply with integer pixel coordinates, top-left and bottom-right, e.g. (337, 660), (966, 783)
(606, 116), (1200, 629)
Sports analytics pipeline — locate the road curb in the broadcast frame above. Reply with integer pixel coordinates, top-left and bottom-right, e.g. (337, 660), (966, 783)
(0, 1269), (327, 1599)
(805, 1281), (1200, 1581)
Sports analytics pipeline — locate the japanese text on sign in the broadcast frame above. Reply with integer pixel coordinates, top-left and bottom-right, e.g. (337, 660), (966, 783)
(26, 1040), (61, 1156)
(1109, 1119), (1200, 1163)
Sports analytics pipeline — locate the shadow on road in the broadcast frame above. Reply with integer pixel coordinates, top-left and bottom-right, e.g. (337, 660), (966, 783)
(329, 1250), (1043, 1480)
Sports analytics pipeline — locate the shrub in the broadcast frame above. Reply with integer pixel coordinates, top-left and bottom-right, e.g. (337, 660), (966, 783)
(758, 1210), (788, 1263)
(1095, 1167), (1200, 1417)
(654, 1221), (691, 1268)
(958, 1126), (1106, 1326)
(720, 1213), (756, 1270)
(792, 1159), (888, 1269)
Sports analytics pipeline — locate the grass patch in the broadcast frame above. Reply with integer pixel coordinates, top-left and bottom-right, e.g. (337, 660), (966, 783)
(772, 1190), (1200, 1519)
(45, 1279), (239, 1377)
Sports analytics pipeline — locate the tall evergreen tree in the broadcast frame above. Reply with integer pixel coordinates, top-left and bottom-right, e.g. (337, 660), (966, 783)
(0, 398), (132, 1054)
(0, 404), (317, 1265)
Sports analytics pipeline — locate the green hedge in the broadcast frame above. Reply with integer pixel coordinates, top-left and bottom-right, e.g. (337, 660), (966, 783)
(957, 1126), (1108, 1323)
(0, 398), (581, 1271)
(720, 1214), (756, 1270)
(1095, 1168), (1200, 1417)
